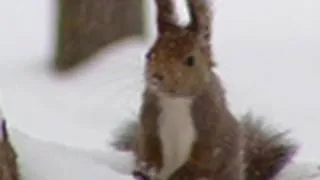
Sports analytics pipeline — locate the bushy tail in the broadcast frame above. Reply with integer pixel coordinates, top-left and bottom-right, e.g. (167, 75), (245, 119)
(111, 120), (139, 152)
(111, 112), (298, 180)
(242, 112), (298, 180)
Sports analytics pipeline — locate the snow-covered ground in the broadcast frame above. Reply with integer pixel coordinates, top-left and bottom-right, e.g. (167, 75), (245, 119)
(0, 0), (320, 179)
(8, 123), (320, 180)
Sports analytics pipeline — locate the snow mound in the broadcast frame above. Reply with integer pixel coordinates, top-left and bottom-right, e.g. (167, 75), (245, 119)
(7, 127), (320, 180)
(10, 128), (134, 180)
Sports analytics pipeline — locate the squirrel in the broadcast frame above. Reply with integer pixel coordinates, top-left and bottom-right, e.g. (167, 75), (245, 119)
(112, 0), (298, 179)
(0, 110), (19, 180)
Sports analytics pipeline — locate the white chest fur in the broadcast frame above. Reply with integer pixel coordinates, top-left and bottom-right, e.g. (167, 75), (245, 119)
(157, 95), (197, 180)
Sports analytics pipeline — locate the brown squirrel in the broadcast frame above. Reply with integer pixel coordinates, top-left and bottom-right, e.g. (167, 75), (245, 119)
(112, 0), (298, 179)
(0, 112), (19, 180)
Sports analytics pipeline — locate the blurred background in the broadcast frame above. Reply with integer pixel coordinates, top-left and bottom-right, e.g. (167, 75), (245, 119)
(0, 0), (319, 164)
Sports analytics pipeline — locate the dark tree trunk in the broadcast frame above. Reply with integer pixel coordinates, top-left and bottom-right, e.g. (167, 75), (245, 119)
(54, 0), (145, 71)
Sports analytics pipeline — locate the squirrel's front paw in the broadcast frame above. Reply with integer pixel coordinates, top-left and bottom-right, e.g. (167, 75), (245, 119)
(132, 170), (150, 180)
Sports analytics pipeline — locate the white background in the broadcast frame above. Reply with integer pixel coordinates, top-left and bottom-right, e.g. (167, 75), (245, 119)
(0, 0), (319, 165)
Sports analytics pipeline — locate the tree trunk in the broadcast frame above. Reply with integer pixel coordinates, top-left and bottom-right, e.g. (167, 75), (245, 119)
(54, 0), (144, 71)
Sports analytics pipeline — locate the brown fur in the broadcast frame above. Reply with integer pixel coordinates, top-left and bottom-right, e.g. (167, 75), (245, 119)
(154, 0), (178, 34)
(186, 0), (215, 67)
(0, 120), (19, 180)
(171, 81), (244, 179)
(134, 73), (244, 180)
(242, 113), (297, 180)
(113, 111), (297, 180)
(145, 30), (212, 97)
(135, 0), (244, 178)
(112, 0), (297, 179)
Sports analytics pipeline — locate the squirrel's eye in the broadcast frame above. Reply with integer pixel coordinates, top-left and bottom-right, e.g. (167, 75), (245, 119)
(185, 56), (195, 66)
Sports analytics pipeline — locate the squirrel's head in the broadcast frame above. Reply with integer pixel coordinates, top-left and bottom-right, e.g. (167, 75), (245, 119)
(145, 0), (215, 97)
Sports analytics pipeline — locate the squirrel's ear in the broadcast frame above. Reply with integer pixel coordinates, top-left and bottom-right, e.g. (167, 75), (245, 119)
(155, 0), (180, 34)
(186, 0), (213, 40)
(187, 0), (216, 67)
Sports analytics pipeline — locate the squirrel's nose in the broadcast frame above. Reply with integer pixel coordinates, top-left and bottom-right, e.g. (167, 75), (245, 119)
(152, 73), (164, 82)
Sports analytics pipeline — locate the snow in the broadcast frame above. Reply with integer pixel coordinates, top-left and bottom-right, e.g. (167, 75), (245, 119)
(10, 127), (320, 180)
(10, 129), (135, 180)
(0, 0), (320, 179)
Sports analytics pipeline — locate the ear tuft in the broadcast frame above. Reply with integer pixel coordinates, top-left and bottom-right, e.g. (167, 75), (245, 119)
(155, 0), (179, 34)
(187, 0), (216, 67)
(187, 0), (213, 37)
